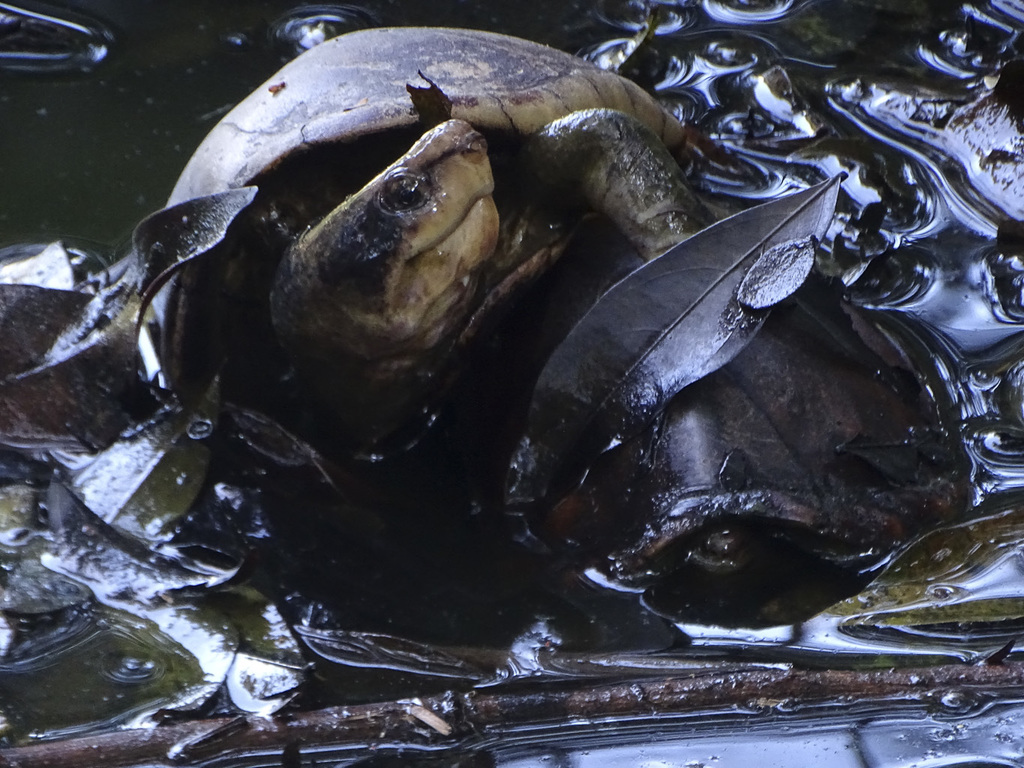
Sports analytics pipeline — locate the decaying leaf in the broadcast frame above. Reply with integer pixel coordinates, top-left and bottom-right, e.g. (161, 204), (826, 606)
(29, 480), (308, 720)
(506, 176), (843, 507)
(0, 482), (249, 735)
(0, 601), (218, 740)
(0, 282), (93, 377)
(534, 278), (965, 626)
(6, 477), (304, 730)
(210, 586), (307, 714)
(406, 71), (453, 128)
(43, 481), (228, 600)
(0, 279), (138, 451)
(297, 625), (492, 681)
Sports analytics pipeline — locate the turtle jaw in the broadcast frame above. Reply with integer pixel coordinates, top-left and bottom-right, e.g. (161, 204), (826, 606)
(381, 194), (500, 356)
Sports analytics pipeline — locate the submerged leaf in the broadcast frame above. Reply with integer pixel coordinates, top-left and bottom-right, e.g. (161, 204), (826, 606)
(0, 483), (243, 734)
(506, 176), (843, 506)
(297, 626), (492, 681)
(825, 506), (1024, 628)
(0, 602), (218, 741)
(43, 482), (226, 601)
(0, 560), (92, 616)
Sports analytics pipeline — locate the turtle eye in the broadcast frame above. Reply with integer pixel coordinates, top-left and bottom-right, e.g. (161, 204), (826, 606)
(379, 169), (430, 213)
(689, 527), (752, 573)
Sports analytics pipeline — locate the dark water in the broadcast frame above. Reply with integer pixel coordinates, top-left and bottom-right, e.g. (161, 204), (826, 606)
(4, 0), (1024, 764)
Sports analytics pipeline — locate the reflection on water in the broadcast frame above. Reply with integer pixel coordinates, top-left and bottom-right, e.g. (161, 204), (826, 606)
(492, 703), (1024, 768)
(3, 0), (1024, 760)
(180, 698), (1024, 767)
(0, 2), (110, 72)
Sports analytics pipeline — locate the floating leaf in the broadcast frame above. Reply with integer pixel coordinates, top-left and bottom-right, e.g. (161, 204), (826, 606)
(0, 483), (242, 736)
(0, 282), (137, 451)
(784, 506), (1024, 664)
(68, 379), (219, 546)
(42, 481), (228, 601)
(0, 241), (75, 289)
(0, 285), (91, 378)
(506, 176), (843, 506)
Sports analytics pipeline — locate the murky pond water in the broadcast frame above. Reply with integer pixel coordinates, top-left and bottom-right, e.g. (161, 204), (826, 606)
(3, 0), (1024, 765)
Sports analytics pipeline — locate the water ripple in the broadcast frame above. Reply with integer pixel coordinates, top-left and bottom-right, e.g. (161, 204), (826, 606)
(269, 4), (378, 56)
(0, 2), (111, 73)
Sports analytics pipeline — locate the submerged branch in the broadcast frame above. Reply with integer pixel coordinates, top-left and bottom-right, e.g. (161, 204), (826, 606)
(3, 661), (1024, 767)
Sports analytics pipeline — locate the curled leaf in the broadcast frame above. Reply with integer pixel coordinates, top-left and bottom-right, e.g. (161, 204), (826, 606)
(0, 191), (254, 452)
(135, 187), (258, 310)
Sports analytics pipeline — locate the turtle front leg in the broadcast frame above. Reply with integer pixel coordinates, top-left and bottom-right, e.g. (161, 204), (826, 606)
(522, 108), (712, 259)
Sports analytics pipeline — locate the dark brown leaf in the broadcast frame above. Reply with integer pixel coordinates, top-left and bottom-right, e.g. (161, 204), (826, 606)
(0, 283), (92, 375)
(0, 280), (138, 451)
(505, 176), (843, 507)
(135, 187), (258, 311)
(0, 190), (255, 452)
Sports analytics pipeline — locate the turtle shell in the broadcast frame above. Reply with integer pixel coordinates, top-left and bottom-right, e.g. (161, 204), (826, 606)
(169, 26), (686, 205)
(160, 27), (691, 443)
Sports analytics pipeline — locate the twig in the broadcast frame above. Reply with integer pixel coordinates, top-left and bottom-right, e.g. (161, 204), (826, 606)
(3, 662), (1024, 767)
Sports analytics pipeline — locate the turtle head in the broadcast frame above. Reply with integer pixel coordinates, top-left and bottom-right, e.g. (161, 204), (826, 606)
(270, 118), (499, 445)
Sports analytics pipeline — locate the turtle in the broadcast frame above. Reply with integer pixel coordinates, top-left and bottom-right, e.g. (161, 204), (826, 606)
(164, 26), (712, 447)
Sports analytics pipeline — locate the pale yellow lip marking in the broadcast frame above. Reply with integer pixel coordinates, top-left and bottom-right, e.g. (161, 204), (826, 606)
(390, 125), (495, 260)
(380, 195), (499, 353)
